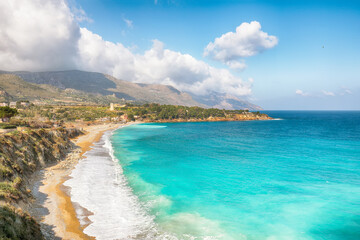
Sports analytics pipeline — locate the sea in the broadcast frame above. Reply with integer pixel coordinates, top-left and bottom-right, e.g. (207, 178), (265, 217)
(64, 111), (360, 240)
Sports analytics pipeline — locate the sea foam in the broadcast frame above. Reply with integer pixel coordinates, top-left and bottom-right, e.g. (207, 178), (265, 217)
(64, 130), (171, 239)
(64, 126), (224, 240)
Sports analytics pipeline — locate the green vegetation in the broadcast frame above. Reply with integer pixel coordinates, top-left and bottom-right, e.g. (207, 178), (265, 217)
(0, 128), (83, 239)
(118, 103), (267, 121)
(15, 103), (269, 123)
(0, 107), (17, 122)
(0, 128), (82, 201)
(19, 105), (122, 122)
(0, 182), (21, 200)
(0, 124), (16, 129)
(0, 204), (44, 240)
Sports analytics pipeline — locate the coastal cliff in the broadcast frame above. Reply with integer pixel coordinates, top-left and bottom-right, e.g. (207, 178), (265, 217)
(0, 128), (82, 239)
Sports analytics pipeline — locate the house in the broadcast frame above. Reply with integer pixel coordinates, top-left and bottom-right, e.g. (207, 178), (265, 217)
(20, 102), (30, 107)
(9, 102), (16, 108)
(121, 114), (128, 121)
(109, 103), (126, 111)
(0, 102), (9, 107)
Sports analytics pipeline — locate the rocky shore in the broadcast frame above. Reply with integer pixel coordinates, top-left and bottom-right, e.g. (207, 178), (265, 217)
(0, 124), (124, 239)
(0, 128), (83, 239)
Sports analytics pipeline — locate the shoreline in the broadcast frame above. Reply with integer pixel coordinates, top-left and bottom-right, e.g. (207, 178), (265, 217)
(33, 119), (268, 239)
(35, 122), (135, 239)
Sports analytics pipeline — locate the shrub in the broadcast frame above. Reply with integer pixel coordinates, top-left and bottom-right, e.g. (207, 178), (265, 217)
(0, 124), (17, 129)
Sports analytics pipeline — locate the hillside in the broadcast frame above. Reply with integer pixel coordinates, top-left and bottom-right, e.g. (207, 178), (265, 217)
(1, 70), (201, 107)
(0, 74), (62, 102)
(0, 70), (262, 110)
(0, 128), (82, 239)
(0, 74), (122, 105)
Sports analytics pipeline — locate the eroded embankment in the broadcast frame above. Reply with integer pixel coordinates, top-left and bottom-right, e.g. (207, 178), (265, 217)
(0, 128), (82, 239)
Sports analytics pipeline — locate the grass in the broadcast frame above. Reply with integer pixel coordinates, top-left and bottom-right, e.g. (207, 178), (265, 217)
(0, 182), (21, 200)
(0, 204), (43, 240)
(0, 124), (16, 129)
(0, 165), (12, 179)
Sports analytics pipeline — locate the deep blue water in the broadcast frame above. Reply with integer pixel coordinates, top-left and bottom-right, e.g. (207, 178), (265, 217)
(111, 111), (360, 240)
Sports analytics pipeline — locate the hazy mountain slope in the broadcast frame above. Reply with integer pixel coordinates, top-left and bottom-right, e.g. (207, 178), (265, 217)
(191, 92), (262, 110)
(0, 70), (262, 110)
(6, 70), (201, 106)
(105, 75), (201, 106)
(12, 70), (130, 98)
(0, 74), (62, 102)
(0, 74), (123, 104)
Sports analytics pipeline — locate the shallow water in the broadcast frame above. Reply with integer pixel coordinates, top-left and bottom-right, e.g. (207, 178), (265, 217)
(68, 111), (360, 239)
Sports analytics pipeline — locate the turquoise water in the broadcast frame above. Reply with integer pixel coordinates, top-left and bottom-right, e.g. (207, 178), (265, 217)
(111, 111), (360, 240)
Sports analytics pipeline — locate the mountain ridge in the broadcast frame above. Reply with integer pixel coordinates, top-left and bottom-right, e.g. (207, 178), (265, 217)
(0, 70), (262, 110)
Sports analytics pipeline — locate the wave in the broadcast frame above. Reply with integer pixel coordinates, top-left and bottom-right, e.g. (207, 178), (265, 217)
(64, 130), (165, 239)
(65, 127), (229, 240)
(135, 124), (167, 129)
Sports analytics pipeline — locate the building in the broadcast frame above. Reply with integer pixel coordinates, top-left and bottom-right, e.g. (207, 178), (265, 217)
(0, 102), (9, 107)
(109, 103), (126, 111)
(20, 102), (30, 107)
(9, 102), (16, 108)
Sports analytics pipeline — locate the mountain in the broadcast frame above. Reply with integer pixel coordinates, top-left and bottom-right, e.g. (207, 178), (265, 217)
(0, 74), (62, 102)
(0, 70), (201, 106)
(0, 70), (261, 110)
(191, 92), (262, 110)
(0, 73), (127, 105)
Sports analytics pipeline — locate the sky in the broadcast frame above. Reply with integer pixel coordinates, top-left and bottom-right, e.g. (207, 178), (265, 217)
(0, 0), (359, 109)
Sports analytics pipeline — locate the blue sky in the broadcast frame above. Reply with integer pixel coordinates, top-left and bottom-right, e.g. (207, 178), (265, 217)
(1, 0), (359, 109)
(72, 0), (360, 109)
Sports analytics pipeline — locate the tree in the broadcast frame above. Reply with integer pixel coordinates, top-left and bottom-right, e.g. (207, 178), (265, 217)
(127, 113), (135, 121)
(0, 107), (18, 122)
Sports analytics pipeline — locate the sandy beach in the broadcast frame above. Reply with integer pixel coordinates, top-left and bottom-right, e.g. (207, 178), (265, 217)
(34, 122), (131, 240)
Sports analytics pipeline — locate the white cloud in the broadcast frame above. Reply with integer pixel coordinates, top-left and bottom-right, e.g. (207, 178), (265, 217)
(0, 0), (253, 98)
(132, 40), (253, 96)
(0, 0), (80, 71)
(77, 34), (252, 96)
(322, 90), (335, 96)
(225, 60), (247, 70)
(295, 89), (309, 96)
(123, 18), (133, 28)
(204, 21), (278, 69)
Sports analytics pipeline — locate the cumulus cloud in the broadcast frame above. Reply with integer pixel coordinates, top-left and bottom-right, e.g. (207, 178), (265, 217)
(0, 0), (253, 97)
(132, 40), (253, 96)
(204, 21), (278, 69)
(77, 34), (252, 96)
(295, 89), (309, 96)
(0, 0), (80, 71)
(322, 90), (335, 96)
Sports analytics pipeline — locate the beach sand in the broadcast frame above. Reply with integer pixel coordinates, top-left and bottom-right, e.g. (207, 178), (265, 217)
(35, 123), (130, 240)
